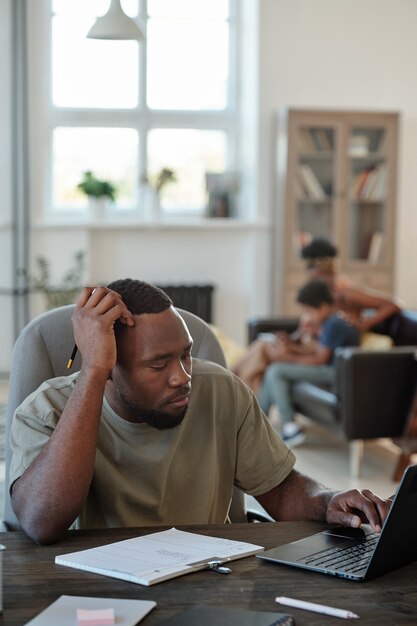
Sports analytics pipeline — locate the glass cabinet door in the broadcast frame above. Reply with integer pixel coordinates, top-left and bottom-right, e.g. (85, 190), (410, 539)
(292, 125), (336, 259)
(276, 108), (398, 316)
(347, 127), (388, 264)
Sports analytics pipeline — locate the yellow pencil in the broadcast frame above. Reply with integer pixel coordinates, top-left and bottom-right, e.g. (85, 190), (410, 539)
(67, 345), (78, 369)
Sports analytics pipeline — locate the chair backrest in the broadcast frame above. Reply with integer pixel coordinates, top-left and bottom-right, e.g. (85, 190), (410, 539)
(4, 304), (246, 528)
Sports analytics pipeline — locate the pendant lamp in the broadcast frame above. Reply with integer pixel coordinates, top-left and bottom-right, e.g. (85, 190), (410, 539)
(87, 0), (146, 41)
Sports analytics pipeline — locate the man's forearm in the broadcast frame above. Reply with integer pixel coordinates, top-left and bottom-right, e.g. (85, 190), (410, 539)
(11, 367), (108, 544)
(256, 470), (336, 522)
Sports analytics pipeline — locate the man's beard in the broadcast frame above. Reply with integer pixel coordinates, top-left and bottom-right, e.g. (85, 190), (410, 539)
(117, 387), (188, 430)
(133, 406), (188, 430)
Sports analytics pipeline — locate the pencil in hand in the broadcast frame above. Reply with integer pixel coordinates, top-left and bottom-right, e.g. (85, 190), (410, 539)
(67, 345), (78, 369)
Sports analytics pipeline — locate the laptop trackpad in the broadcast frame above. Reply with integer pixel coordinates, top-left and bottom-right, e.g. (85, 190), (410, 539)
(323, 526), (367, 539)
(261, 530), (360, 562)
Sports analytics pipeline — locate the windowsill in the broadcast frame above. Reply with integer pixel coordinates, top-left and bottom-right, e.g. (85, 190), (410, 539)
(32, 217), (270, 231)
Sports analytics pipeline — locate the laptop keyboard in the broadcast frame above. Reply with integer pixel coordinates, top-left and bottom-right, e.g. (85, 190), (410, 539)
(297, 532), (379, 574)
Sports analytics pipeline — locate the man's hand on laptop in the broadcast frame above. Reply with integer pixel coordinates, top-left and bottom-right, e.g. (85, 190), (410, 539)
(326, 489), (394, 533)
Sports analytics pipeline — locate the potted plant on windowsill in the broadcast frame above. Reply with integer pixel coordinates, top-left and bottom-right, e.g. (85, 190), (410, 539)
(21, 250), (86, 310)
(77, 171), (117, 220)
(141, 168), (177, 220)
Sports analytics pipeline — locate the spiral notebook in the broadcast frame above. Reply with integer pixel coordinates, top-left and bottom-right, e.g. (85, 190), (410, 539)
(156, 605), (295, 626)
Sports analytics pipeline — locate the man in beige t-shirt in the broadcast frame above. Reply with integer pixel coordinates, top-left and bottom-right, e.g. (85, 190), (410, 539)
(10, 279), (392, 544)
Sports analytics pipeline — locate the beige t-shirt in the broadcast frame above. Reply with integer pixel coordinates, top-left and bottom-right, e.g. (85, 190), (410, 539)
(10, 359), (295, 529)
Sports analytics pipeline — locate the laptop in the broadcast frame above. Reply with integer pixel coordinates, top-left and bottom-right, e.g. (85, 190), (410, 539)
(257, 464), (417, 581)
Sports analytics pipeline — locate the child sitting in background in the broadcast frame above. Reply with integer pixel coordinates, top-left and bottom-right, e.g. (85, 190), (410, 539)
(258, 279), (360, 447)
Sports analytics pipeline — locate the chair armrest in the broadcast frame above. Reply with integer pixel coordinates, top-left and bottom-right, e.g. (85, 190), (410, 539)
(247, 316), (299, 344)
(334, 347), (417, 439)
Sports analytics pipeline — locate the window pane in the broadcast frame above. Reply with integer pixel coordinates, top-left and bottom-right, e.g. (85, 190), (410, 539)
(52, 0), (139, 18)
(147, 19), (228, 110)
(53, 127), (138, 210)
(52, 16), (139, 108)
(147, 129), (226, 213)
(148, 0), (229, 19)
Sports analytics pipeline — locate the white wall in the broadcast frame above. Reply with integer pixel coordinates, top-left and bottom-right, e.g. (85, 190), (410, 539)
(259, 0), (417, 307)
(30, 222), (271, 347)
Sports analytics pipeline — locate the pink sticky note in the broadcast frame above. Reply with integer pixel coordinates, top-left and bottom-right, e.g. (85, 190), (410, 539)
(76, 607), (115, 626)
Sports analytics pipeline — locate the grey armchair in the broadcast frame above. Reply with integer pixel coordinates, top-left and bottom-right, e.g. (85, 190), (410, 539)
(4, 305), (260, 530)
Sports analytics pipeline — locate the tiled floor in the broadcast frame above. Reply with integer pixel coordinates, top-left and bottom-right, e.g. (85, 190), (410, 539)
(288, 417), (403, 497)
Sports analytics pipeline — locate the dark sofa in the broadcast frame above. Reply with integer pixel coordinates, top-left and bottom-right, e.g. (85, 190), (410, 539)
(247, 310), (417, 477)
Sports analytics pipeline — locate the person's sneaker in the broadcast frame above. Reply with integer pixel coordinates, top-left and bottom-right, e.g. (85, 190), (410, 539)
(281, 422), (306, 447)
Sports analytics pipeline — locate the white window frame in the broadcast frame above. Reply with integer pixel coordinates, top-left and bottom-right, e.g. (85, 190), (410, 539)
(27, 0), (240, 223)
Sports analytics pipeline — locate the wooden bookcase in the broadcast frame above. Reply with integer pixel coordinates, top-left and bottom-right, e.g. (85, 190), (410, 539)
(273, 109), (399, 315)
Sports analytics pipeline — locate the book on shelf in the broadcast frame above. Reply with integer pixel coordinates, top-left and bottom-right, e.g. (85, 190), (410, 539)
(298, 128), (332, 153)
(367, 231), (385, 263)
(376, 131), (387, 155)
(363, 164), (387, 201)
(310, 129), (324, 152)
(55, 527), (264, 587)
(298, 128), (316, 152)
(354, 167), (373, 198)
(351, 164), (387, 201)
(314, 128), (332, 151)
(370, 163), (387, 200)
(298, 164), (326, 200)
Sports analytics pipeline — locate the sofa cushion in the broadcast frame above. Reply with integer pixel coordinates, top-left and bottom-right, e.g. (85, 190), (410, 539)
(292, 381), (339, 429)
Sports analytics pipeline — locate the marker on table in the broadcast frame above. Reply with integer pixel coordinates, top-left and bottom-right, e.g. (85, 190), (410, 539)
(275, 596), (359, 619)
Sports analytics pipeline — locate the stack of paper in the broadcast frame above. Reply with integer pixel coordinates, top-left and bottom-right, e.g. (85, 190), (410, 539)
(55, 527), (264, 586)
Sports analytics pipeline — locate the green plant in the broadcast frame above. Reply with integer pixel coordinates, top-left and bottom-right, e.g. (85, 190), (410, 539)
(24, 250), (86, 309)
(143, 167), (177, 194)
(77, 171), (117, 202)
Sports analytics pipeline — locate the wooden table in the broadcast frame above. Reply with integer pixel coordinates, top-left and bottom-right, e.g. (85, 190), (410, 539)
(1, 522), (417, 625)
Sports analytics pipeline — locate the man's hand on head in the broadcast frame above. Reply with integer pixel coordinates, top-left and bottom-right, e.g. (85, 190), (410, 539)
(325, 489), (394, 532)
(72, 286), (135, 375)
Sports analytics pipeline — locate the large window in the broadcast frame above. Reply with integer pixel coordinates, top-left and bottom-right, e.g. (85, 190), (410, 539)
(44, 0), (237, 219)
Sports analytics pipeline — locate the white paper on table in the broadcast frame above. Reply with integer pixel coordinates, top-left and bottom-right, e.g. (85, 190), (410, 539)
(23, 595), (156, 626)
(55, 527), (264, 586)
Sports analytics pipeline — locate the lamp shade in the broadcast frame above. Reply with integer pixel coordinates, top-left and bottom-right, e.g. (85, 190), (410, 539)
(87, 0), (145, 41)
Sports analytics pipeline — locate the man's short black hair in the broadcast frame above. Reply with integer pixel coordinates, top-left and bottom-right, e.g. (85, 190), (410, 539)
(107, 278), (172, 315)
(297, 279), (334, 308)
(301, 237), (338, 260)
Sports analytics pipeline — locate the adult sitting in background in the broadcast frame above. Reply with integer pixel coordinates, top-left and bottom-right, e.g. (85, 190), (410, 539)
(301, 237), (401, 334)
(9, 279), (391, 544)
(258, 279), (360, 446)
(232, 237), (401, 394)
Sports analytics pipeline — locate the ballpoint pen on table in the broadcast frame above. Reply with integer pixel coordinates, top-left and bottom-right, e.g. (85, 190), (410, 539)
(275, 596), (359, 619)
(67, 345), (78, 369)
